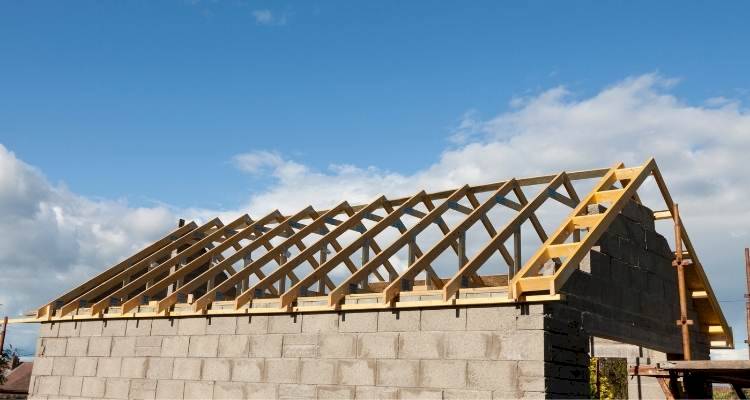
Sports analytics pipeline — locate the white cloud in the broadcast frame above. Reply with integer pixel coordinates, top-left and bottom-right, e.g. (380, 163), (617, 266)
(252, 9), (286, 26)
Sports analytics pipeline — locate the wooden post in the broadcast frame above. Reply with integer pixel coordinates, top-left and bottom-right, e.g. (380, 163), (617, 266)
(745, 247), (750, 360)
(0, 316), (7, 356)
(673, 204), (693, 360)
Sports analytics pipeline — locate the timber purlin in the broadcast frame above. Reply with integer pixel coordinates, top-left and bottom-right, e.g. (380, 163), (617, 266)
(17, 158), (733, 349)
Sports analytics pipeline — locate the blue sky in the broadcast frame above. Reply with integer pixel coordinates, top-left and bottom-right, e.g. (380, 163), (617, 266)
(2, 1), (750, 358)
(2, 1), (749, 209)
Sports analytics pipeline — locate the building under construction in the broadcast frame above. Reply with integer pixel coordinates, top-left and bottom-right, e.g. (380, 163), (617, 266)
(17, 158), (734, 399)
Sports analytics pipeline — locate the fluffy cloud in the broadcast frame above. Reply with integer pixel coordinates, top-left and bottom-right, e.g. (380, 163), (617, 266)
(3, 73), (750, 358)
(252, 9), (286, 26)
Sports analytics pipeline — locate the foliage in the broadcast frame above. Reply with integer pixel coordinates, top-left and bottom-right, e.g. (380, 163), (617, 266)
(0, 345), (20, 385)
(589, 357), (628, 399)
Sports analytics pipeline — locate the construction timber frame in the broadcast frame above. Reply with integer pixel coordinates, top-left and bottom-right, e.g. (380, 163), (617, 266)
(21, 158), (732, 349)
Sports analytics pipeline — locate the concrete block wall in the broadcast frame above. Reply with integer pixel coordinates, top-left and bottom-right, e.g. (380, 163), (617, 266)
(30, 306), (550, 399)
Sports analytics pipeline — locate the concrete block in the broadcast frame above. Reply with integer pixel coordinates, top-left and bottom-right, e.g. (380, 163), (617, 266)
(421, 307), (466, 331)
(136, 336), (162, 347)
(202, 358), (231, 381)
(32, 357), (54, 376)
(235, 315), (268, 334)
(516, 314), (545, 330)
(231, 358), (263, 383)
(268, 314), (302, 333)
(96, 357), (122, 378)
(494, 389), (527, 399)
(337, 359), (375, 386)
(377, 310), (420, 332)
(214, 381), (245, 399)
(161, 336), (189, 357)
(184, 381), (214, 400)
(444, 389), (492, 400)
(240, 383), (275, 400)
(319, 334), (357, 358)
(155, 380), (184, 400)
(178, 318), (207, 335)
(278, 384), (315, 399)
(518, 360), (545, 377)
(42, 338), (67, 356)
(81, 376), (106, 398)
(58, 321), (81, 337)
(339, 311), (378, 333)
(126, 319), (152, 336)
(302, 313), (339, 333)
(300, 359), (337, 384)
(354, 386), (398, 400)
(467, 360), (517, 390)
(88, 336), (113, 357)
(101, 320), (127, 336)
(129, 379), (157, 400)
(218, 334), (250, 357)
(59, 376), (83, 397)
(104, 377), (131, 399)
(39, 322), (60, 338)
(399, 332), (443, 359)
(376, 359), (418, 387)
(317, 385), (354, 399)
(399, 388), (443, 400)
(80, 321), (104, 337)
(466, 306), (516, 331)
(207, 316), (237, 334)
(120, 357), (147, 378)
(146, 357), (174, 380)
(36, 375), (61, 396)
(497, 331), (545, 361)
(249, 334), (283, 358)
(264, 358), (299, 383)
(150, 318), (179, 336)
(357, 333), (398, 359)
(173, 358), (202, 380)
(111, 337), (136, 357)
(420, 359), (466, 388)
(52, 357), (76, 376)
(74, 357), (98, 377)
(445, 331), (493, 359)
(188, 335), (219, 357)
(282, 334), (318, 357)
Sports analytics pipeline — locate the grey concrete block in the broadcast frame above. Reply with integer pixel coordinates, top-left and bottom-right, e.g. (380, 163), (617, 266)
(59, 376), (83, 397)
(355, 386), (398, 400)
(88, 336), (113, 357)
(207, 316), (237, 334)
(269, 314), (302, 333)
(517, 360), (545, 377)
(357, 333), (398, 359)
(249, 334), (283, 358)
(337, 359), (375, 386)
(444, 389), (492, 400)
(161, 336), (189, 357)
(319, 334), (357, 358)
(376, 359), (418, 387)
(184, 381), (214, 400)
(399, 388), (443, 400)
(146, 358), (174, 380)
(282, 334), (318, 357)
(497, 331), (545, 361)
(278, 384), (315, 399)
(52, 357), (76, 376)
(445, 331), (493, 359)
(420, 359), (466, 388)
(178, 318), (207, 336)
(317, 385), (354, 399)
(104, 377), (131, 399)
(121, 357), (147, 378)
(80, 321), (104, 337)
(231, 358), (263, 383)
(39, 322), (60, 338)
(74, 357), (98, 377)
(421, 308), (466, 331)
(466, 306), (516, 331)
(339, 311), (378, 333)
(467, 361), (517, 390)
(399, 332), (443, 359)
(111, 337), (136, 357)
(36, 375), (61, 396)
(32, 357), (54, 376)
(214, 381), (245, 399)
(129, 379), (157, 400)
(302, 313), (339, 333)
(218, 334), (250, 357)
(235, 315), (268, 334)
(377, 310), (420, 332)
(136, 336), (162, 347)
(188, 335), (219, 357)
(41, 338), (67, 356)
(244, 383), (278, 400)
(150, 319), (179, 336)
(173, 358), (202, 380)
(81, 376), (106, 398)
(126, 319), (152, 336)
(155, 380), (184, 400)
(202, 358), (231, 381)
(265, 358), (299, 383)
(58, 321), (81, 337)
(101, 320), (127, 337)
(300, 359), (337, 384)
(516, 314), (545, 330)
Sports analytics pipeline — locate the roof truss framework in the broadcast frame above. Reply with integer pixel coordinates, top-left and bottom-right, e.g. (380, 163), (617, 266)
(30, 159), (732, 349)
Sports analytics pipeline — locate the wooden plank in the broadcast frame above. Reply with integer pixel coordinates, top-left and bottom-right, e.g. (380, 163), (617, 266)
(653, 210), (672, 220)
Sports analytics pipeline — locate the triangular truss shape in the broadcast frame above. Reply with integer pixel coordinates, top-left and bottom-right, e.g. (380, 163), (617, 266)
(27, 158), (732, 348)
